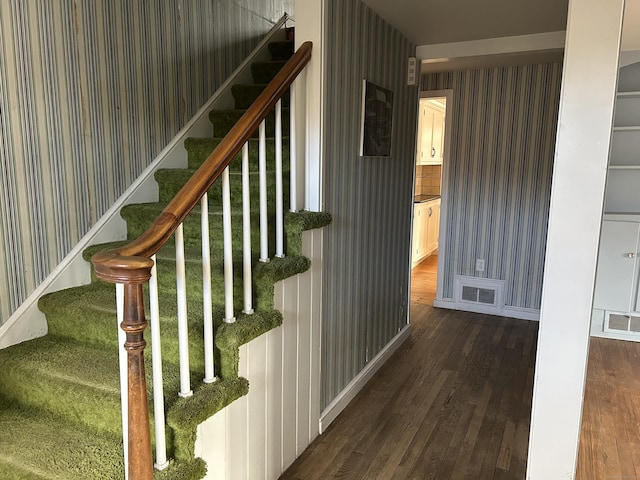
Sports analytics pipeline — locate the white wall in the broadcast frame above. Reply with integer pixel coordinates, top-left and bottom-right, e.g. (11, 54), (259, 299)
(195, 229), (323, 479)
(527, 0), (624, 477)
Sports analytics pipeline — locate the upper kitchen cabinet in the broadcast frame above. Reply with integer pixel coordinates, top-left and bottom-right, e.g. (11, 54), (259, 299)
(417, 98), (445, 166)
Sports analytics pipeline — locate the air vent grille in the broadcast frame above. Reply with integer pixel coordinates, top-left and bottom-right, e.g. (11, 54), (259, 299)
(453, 275), (504, 315)
(605, 312), (640, 334)
(461, 286), (496, 305)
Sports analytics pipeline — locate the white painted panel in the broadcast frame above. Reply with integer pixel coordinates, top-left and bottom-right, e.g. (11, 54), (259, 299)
(297, 251), (312, 452)
(281, 275), (299, 469)
(195, 409), (226, 480)
(307, 230), (322, 441)
(593, 220), (640, 311)
(196, 232), (324, 480)
(266, 325), (284, 478)
(227, 344), (248, 480)
(246, 335), (267, 480)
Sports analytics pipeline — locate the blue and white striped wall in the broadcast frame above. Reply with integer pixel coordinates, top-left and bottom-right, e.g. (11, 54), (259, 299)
(0, 0), (292, 325)
(422, 62), (563, 311)
(321, 0), (417, 410)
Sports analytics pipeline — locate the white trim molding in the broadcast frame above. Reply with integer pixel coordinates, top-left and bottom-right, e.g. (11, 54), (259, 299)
(416, 31), (566, 61)
(319, 325), (411, 433)
(433, 298), (540, 322)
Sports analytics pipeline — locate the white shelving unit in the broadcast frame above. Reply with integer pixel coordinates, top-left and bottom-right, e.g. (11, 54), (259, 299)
(593, 79), (640, 340)
(604, 91), (640, 213)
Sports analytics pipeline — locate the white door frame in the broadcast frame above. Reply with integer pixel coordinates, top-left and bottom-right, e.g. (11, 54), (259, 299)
(417, 89), (453, 303)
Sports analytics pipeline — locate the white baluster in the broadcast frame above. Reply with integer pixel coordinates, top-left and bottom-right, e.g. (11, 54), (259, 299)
(259, 119), (270, 263)
(289, 81), (297, 213)
(242, 143), (254, 314)
(275, 99), (285, 258)
(175, 224), (193, 397)
(115, 284), (129, 480)
(148, 255), (168, 470)
(222, 167), (236, 323)
(201, 193), (216, 382)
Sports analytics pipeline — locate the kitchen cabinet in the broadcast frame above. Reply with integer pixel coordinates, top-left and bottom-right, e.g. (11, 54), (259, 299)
(593, 218), (640, 312)
(412, 198), (441, 267)
(592, 215), (640, 337)
(417, 102), (445, 166)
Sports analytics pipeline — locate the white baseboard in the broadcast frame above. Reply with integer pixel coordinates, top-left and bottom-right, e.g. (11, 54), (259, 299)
(433, 298), (540, 322)
(319, 325), (411, 433)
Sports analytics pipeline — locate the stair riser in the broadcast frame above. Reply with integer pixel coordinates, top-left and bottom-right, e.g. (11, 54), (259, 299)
(232, 84), (290, 109)
(209, 109), (290, 139)
(184, 137), (290, 171)
(268, 40), (294, 61)
(251, 61), (287, 84)
(121, 207), (289, 249)
(156, 169), (290, 207)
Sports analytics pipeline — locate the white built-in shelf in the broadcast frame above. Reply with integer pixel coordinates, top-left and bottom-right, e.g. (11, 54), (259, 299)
(609, 165), (640, 170)
(613, 126), (640, 131)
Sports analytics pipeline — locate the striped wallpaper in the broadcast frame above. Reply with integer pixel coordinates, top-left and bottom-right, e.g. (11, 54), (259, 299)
(0, 0), (292, 325)
(322, 0), (416, 409)
(422, 62), (563, 310)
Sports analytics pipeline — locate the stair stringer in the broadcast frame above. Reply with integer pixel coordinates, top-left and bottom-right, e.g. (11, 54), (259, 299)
(194, 229), (323, 479)
(0, 15), (292, 349)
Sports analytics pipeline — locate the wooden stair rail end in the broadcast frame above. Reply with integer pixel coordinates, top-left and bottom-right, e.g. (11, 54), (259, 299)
(91, 41), (313, 480)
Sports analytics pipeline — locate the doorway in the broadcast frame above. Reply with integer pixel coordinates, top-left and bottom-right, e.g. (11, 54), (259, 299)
(410, 90), (452, 306)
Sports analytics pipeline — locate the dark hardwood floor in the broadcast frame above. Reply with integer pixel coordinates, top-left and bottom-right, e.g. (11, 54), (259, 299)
(280, 255), (538, 479)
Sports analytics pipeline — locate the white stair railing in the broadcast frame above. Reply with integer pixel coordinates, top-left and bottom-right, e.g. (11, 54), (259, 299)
(201, 193), (217, 383)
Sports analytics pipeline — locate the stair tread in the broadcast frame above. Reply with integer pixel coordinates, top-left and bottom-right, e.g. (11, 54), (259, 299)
(0, 398), (124, 480)
(0, 397), (206, 479)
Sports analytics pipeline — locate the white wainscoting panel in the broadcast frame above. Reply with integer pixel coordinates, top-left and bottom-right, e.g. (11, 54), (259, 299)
(195, 229), (323, 479)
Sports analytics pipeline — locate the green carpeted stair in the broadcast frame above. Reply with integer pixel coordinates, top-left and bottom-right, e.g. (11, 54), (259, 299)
(0, 36), (329, 479)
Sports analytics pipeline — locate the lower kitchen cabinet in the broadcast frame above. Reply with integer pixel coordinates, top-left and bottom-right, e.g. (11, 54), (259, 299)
(412, 198), (440, 268)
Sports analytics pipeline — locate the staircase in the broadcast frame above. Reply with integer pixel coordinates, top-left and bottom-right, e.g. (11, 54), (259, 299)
(0, 29), (329, 480)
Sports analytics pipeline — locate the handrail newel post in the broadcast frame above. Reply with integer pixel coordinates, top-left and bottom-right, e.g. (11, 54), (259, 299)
(123, 281), (154, 480)
(92, 253), (154, 480)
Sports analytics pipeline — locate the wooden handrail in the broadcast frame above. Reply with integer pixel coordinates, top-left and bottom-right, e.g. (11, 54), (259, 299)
(91, 41), (312, 480)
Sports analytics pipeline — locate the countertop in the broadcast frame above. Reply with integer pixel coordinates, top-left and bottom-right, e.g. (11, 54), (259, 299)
(414, 194), (441, 203)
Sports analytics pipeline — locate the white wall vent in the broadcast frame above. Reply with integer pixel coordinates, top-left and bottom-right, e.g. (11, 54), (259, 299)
(454, 276), (505, 315)
(604, 311), (640, 336)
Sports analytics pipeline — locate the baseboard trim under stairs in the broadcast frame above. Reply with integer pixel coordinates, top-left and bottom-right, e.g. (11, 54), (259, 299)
(319, 325), (411, 433)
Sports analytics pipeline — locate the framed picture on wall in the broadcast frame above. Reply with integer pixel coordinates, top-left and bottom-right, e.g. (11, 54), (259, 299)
(360, 80), (394, 157)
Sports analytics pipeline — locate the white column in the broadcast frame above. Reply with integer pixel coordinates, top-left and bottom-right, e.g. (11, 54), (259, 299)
(527, 0), (624, 478)
(295, 0), (326, 212)
(289, 81), (298, 213)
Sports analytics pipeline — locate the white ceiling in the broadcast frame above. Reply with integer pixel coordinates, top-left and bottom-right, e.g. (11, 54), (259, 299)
(362, 0), (640, 51)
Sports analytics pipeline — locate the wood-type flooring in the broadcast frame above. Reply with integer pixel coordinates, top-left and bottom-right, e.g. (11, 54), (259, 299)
(281, 255), (538, 479)
(577, 336), (640, 479)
